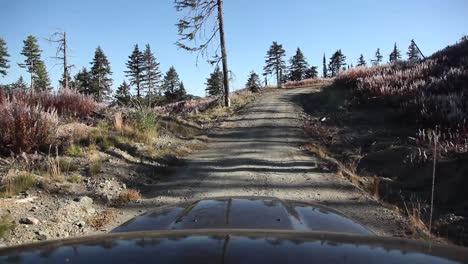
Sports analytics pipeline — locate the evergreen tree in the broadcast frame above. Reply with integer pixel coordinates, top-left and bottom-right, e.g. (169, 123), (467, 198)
(205, 66), (224, 96)
(12, 76), (28, 91)
(141, 44), (161, 100)
(322, 54), (328, 78)
(0, 38), (10, 77)
(305, 66), (318, 79)
(162, 66), (182, 102)
(264, 41), (286, 87)
(371, 48), (383, 66)
(407, 39), (421, 62)
(114, 81), (131, 105)
(34, 62), (51, 91)
(389, 43), (402, 63)
(246, 71), (261, 92)
(177, 81), (187, 100)
(19, 35), (50, 91)
(328, 50), (346, 77)
(74, 67), (92, 95)
(125, 44), (145, 98)
(90, 46), (112, 102)
(357, 54), (366, 67)
(288, 48), (309, 81)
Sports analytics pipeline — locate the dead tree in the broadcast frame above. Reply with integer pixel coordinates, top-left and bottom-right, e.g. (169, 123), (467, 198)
(48, 31), (73, 89)
(175, 0), (231, 107)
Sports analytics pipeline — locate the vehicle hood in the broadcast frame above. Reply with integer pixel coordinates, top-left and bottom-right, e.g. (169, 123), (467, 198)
(112, 197), (373, 235)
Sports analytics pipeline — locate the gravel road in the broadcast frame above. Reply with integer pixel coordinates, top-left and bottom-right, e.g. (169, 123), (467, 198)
(137, 87), (407, 237)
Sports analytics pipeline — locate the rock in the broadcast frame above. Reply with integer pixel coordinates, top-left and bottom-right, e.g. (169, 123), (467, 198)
(74, 220), (86, 228)
(74, 196), (93, 205)
(35, 231), (48, 241)
(85, 208), (96, 215)
(19, 217), (39, 225)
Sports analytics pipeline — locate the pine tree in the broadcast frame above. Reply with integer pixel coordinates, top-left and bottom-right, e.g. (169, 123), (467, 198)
(328, 50), (346, 77)
(371, 48), (383, 66)
(389, 43), (402, 63)
(357, 54), (366, 67)
(407, 39), (421, 62)
(0, 38), (10, 77)
(90, 46), (112, 102)
(205, 66), (224, 96)
(141, 44), (161, 100)
(288, 48), (309, 81)
(125, 44), (145, 98)
(162, 66), (182, 102)
(19, 35), (50, 91)
(74, 67), (92, 95)
(246, 71), (261, 93)
(177, 81), (187, 100)
(114, 81), (131, 105)
(12, 76), (28, 91)
(264, 41), (286, 87)
(322, 54), (327, 78)
(305, 66), (318, 79)
(34, 61), (51, 91)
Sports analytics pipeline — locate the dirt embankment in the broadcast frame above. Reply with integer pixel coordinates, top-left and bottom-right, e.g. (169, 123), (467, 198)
(294, 84), (468, 246)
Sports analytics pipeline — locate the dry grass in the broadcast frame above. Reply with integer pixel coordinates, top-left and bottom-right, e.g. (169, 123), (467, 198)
(116, 189), (141, 204)
(0, 170), (36, 197)
(87, 210), (115, 230)
(404, 201), (430, 237)
(284, 78), (332, 89)
(0, 213), (15, 239)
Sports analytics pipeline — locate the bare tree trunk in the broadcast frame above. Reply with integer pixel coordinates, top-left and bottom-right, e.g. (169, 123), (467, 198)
(217, 0), (230, 107)
(63, 32), (68, 90)
(30, 60), (34, 93)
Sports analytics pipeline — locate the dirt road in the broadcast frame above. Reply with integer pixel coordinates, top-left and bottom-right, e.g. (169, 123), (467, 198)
(133, 87), (406, 236)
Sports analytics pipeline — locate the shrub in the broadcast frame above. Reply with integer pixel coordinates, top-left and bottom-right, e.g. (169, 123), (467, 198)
(283, 78), (331, 88)
(66, 144), (85, 157)
(116, 189), (141, 204)
(0, 99), (58, 154)
(7, 89), (100, 118)
(0, 213), (15, 239)
(88, 159), (102, 176)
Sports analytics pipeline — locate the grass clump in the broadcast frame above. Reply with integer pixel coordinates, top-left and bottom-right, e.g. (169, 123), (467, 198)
(68, 175), (82, 184)
(67, 143), (85, 157)
(0, 213), (15, 239)
(0, 170), (36, 197)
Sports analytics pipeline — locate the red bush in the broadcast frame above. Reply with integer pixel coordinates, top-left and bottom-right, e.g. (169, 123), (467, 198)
(283, 78), (331, 88)
(0, 99), (58, 154)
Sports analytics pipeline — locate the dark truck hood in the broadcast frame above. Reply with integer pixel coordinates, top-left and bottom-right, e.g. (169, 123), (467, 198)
(1, 230), (468, 264)
(112, 197), (373, 235)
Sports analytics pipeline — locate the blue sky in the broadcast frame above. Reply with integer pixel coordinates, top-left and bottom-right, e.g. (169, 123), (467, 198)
(1, 0), (467, 96)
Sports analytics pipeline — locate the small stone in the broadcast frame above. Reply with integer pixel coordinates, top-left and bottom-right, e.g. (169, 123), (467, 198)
(74, 196), (93, 205)
(19, 217), (39, 225)
(35, 231), (48, 241)
(74, 220), (86, 228)
(85, 208), (96, 215)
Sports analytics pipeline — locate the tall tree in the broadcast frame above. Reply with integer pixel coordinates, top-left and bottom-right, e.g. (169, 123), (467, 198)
(141, 44), (161, 103)
(407, 39), (422, 62)
(371, 48), (383, 66)
(389, 43), (402, 63)
(328, 50), (346, 77)
(322, 54), (328, 78)
(125, 44), (145, 98)
(264, 41), (286, 87)
(205, 66), (224, 96)
(288, 48), (309, 82)
(246, 71), (261, 93)
(305, 66), (318, 79)
(90, 46), (112, 102)
(114, 81), (131, 105)
(19, 35), (50, 91)
(0, 38), (10, 78)
(357, 54), (367, 67)
(175, 0), (231, 107)
(162, 66), (182, 102)
(73, 67), (92, 95)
